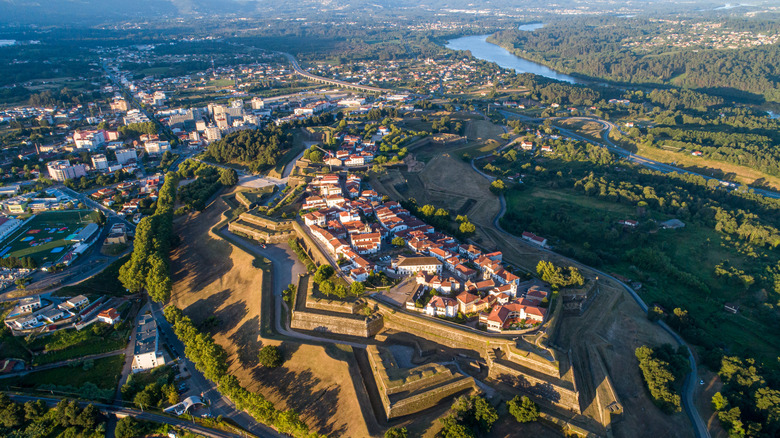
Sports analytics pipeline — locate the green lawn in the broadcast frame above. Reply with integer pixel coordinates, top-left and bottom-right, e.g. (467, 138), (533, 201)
(3, 354), (124, 391)
(502, 186), (780, 365)
(28, 323), (130, 366)
(54, 254), (131, 298)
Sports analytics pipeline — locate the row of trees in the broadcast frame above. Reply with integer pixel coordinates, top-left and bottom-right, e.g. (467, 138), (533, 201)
(118, 171), (178, 302)
(163, 306), (323, 438)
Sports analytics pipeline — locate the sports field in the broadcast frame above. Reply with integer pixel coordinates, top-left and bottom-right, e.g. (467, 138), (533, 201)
(0, 210), (99, 265)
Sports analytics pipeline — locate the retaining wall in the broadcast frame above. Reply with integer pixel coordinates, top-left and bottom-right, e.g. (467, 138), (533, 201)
(290, 310), (383, 337)
(488, 358), (580, 413)
(366, 345), (476, 419)
(291, 222), (330, 267)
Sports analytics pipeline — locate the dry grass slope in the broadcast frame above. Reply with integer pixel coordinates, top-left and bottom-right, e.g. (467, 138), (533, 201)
(169, 189), (372, 437)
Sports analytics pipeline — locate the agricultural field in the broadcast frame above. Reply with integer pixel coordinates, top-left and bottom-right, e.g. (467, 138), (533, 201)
(0, 210), (99, 265)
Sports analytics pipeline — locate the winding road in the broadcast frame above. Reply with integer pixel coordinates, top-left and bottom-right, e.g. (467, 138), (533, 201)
(498, 110), (780, 200)
(470, 156), (711, 438)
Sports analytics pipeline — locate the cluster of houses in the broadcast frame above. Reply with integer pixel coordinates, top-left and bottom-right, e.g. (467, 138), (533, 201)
(398, 242), (549, 331)
(90, 176), (160, 220)
(303, 173), (383, 282)
(321, 132), (379, 168)
(3, 294), (123, 332)
(300, 172), (549, 332)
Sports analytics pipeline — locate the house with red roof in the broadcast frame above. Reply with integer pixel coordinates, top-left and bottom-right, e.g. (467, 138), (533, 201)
(424, 296), (458, 318)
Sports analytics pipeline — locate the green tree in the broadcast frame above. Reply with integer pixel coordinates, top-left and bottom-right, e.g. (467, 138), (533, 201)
(258, 345), (284, 368)
(0, 393), (22, 428)
(439, 415), (475, 438)
(385, 427), (408, 438)
(115, 416), (142, 438)
(490, 179), (506, 194)
(712, 392), (728, 411)
(23, 400), (46, 421)
(507, 395), (540, 423)
(350, 281), (365, 297)
(133, 383), (162, 410)
(219, 168), (239, 186)
(459, 221), (476, 235)
(313, 265), (335, 284)
(146, 252), (172, 303)
(392, 236), (406, 247)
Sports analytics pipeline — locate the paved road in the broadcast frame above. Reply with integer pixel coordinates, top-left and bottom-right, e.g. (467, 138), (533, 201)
(280, 52), (391, 94)
(6, 393), (246, 438)
(218, 229), (367, 348)
(147, 301), (283, 438)
(498, 110), (780, 200)
(471, 155), (711, 438)
(115, 300), (146, 401)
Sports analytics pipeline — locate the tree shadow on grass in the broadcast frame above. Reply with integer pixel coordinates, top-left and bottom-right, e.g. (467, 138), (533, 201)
(212, 299), (249, 334)
(251, 366), (344, 436)
(184, 289), (232, 325)
(229, 316), (263, 368)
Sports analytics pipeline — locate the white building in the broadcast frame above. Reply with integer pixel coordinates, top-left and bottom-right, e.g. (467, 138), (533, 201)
(73, 130), (106, 150)
(47, 160), (87, 182)
(91, 154), (109, 171)
(144, 141), (171, 156)
(393, 256), (443, 276)
(131, 314), (166, 373)
(424, 296), (458, 318)
(251, 97), (265, 110)
(115, 148), (138, 165)
(205, 127), (222, 143)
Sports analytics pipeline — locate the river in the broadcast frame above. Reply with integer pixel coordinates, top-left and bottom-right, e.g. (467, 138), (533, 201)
(445, 24), (582, 84)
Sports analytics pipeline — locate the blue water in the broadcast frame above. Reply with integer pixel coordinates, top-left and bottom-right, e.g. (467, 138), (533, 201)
(445, 34), (582, 84)
(517, 22), (545, 31)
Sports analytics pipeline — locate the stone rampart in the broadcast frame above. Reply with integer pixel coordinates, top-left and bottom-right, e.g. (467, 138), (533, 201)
(291, 222), (331, 267)
(240, 211), (294, 231)
(486, 350), (580, 413)
(367, 345), (476, 419)
(306, 298), (361, 314)
(228, 221), (294, 244)
(290, 310), (383, 337)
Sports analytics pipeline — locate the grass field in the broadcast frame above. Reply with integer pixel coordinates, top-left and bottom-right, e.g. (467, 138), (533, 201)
(2, 354), (124, 391)
(503, 186), (780, 366)
(29, 323), (130, 366)
(54, 254), (131, 298)
(370, 154), (698, 436)
(0, 210), (98, 265)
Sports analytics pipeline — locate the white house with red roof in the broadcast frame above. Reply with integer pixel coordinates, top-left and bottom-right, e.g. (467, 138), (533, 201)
(424, 296), (458, 318)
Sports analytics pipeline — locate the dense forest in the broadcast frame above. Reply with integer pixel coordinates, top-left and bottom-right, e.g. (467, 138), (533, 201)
(205, 126), (292, 172)
(489, 17), (780, 102)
